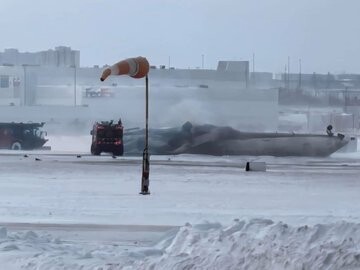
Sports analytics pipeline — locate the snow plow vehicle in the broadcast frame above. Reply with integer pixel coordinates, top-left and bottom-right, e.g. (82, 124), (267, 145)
(90, 120), (124, 156)
(0, 122), (48, 150)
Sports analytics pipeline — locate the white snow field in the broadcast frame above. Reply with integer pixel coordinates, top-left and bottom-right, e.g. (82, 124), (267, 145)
(0, 144), (360, 269)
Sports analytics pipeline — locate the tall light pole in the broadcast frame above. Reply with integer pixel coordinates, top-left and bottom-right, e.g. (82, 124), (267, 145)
(71, 65), (77, 106)
(21, 64), (40, 106)
(252, 53), (255, 86)
(298, 59), (302, 90)
(100, 57), (150, 195)
(288, 56), (290, 90)
(22, 64), (27, 106)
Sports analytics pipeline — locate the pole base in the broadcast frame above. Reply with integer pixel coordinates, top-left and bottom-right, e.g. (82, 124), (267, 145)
(140, 148), (150, 195)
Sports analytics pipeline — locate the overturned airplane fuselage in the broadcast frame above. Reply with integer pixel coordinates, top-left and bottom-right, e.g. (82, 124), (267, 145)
(124, 122), (349, 157)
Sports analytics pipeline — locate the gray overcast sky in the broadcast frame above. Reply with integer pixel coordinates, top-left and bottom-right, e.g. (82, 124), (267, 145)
(1, 0), (359, 74)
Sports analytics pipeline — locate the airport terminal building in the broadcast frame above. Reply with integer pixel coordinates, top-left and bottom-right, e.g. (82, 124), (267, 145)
(1, 46), (359, 132)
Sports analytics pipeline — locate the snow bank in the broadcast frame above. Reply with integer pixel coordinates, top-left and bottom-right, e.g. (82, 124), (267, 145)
(1, 219), (360, 269)
(129, 219), (360, 270)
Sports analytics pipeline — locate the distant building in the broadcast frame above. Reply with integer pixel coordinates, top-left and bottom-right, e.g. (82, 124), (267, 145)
(217, 60), (249, 74)
(216, 60), (250, 86)
(275, 72), (340, 89)
(0, 46), (80, 67)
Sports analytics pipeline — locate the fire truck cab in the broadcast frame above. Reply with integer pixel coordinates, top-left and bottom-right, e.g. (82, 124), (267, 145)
(90, 120), (124, 156)
(0, 122), (48, 150)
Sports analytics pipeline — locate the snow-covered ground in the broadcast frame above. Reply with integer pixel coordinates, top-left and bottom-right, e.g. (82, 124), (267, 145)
(0, 139), (360, 269)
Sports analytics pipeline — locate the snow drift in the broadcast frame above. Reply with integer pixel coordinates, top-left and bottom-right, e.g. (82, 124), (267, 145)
(128, 219), (360, 270)
(1, 219), (360, 269)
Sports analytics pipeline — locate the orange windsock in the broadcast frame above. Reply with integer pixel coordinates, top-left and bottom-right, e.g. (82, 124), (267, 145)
(100, 56), (149, 81)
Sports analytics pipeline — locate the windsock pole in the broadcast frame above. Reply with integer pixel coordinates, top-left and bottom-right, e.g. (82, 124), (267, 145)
(99, 57), (151, 195)
(140, 75), (150, 195)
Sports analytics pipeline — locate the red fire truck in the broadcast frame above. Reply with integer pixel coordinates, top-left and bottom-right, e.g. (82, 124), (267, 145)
(90, 120), (124, 156)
